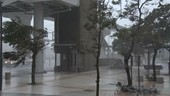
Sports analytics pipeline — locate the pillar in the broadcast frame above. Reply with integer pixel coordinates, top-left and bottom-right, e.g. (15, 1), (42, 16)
(79, 0), (96, 71)
(34, 3), (44, 73)
(54, 14), (60, 71)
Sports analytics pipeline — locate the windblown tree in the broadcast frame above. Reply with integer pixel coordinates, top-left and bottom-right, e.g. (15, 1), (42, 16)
(112, 25), (143, 86)
(84, 0), (112, 96)
(3, 19), (47, 84)
(165, 46), (170, 74)
(112, 0), (153, 86)
(159, 5), (170, 75)
(141, 4), (170, 80)
(165, 45), (170, 75)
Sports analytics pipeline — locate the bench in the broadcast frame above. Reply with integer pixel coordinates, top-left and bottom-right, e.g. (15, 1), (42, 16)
(144, 65), (163, 70)
(156, 77), (164, 84)
(144, 65), (163, 80)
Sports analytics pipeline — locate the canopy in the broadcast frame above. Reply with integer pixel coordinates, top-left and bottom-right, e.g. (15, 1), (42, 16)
(2, 0), (79, 16)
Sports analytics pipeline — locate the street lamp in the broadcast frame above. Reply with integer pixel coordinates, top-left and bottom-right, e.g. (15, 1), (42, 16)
(0, 0), (3, 91)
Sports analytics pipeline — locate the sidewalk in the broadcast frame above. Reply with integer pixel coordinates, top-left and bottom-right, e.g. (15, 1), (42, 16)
(1, 66), (170, 96)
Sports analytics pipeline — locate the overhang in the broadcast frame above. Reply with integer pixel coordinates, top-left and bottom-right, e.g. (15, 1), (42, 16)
(2, 0), (79, 17)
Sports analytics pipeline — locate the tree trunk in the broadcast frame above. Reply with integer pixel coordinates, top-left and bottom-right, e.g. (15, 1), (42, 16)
(169, 57), (170, 75)
(124, 58), (132, 86)
(96, 33), (101, 96)
(168, 50), (170, 75)
(165, 49), (170, 75)
(152, 49), (157, 81)
(123, 38), (134, 86)
(96, 55), (100, 96)
(95, 50), (100, 96)
(31, 53), (36, 85)
(123, 43), (134, 86)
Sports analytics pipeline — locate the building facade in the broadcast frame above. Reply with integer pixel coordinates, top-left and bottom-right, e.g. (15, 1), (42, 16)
(54, 0), (96, 72)
(2, 0), (96, 72)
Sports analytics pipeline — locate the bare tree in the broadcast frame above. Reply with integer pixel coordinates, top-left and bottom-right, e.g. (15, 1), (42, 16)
(84, 0), (112, 96)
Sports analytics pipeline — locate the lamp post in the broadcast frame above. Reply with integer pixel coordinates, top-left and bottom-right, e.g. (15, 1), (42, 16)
(0, 0), (3, 91)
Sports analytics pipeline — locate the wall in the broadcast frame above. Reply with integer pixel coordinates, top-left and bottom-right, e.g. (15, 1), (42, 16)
(54, 0), (97, 72)
(78, 0), (96, 71)
(59, 7), (79, 44)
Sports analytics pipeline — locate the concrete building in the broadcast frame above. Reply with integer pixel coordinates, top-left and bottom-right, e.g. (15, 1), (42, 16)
(2, 0), (96, 72)
(54, 0), (97, 72)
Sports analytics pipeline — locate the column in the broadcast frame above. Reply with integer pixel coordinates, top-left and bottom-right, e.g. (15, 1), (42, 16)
(54, 14), (60, 71)
(34, 3), (44, 73)
(55, 14), (59, 45)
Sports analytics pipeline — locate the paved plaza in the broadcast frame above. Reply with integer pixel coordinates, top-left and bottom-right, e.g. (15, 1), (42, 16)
(0, 64), (170, 96)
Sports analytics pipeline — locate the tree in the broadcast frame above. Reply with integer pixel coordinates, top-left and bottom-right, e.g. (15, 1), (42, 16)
(3, 19), (47, 84)
(112, 25), (143, 86)
(159, 5), (170, 75)
(141, 27), (163, 81)
(112, 0), (152, 86)
(84, 0), (112, 96)
(141, 4), (170, 79)
(165, 46), (170, 75)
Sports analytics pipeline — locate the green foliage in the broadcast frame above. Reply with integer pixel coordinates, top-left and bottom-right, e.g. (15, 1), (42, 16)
(111, 0), (155, 86)
(3, 51), (18, 60)
(112, 0), (121, 5)
(3, 18), (47, 84)
(2, 18), (47, 57)
(112, 25), (140, 56)
(121, 0), (155, 24)
(136, 3), (170, 81)
(112, 0), (159, 57)
(141, 4), (170, 48)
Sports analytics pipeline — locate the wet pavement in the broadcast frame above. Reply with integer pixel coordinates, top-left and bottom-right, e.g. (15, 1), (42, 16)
(0, 93), (59, 96)
(0, 65), (170, 96)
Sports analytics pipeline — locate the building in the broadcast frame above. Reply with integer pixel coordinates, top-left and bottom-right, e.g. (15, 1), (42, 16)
(2, 0), (96, 72)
